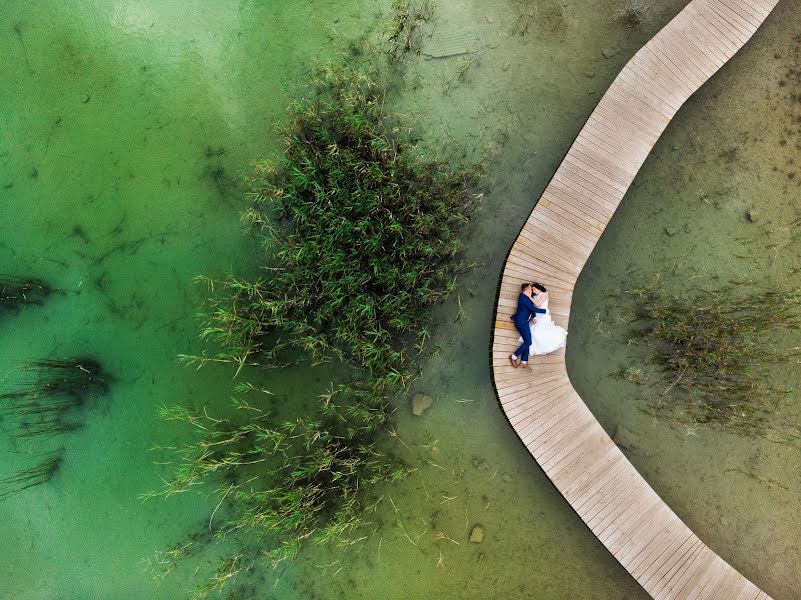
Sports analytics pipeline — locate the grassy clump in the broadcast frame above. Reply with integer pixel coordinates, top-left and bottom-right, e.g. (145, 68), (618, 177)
(0, 450), (63, 500)
(146, 383), (405, 597)
(190, 62), (479, 380)
(385, 0), (434, 63)
(0, 358), (109, 440)
(156, 59), (481, 594)
(618, 282), (801, 437)
(613, 0), (652, 28)
(0, 275), (53, 313)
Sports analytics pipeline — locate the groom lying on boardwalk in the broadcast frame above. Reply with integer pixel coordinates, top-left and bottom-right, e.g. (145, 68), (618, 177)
(509, 283), (547, 369)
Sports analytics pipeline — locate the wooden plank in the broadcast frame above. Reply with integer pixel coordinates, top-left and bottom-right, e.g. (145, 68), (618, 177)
(674, 10), (735, 61)
(584, 110), (653, 155)
(703, 1), (756, 40)
(585, 471), (651, 525)
(624, 519), (690, 573)
(574, 128), (646, 174)
(654, 541), (710, 599)
(609, 505), (673, 557)
(554, 439), (620, 492)
(559, 443), (622, 494)
(647, 37), (709, 85)
(561, 152), (630, 195)
(636, 44), (700, 96)
(667, 27), (724, 73)
(574, 462), (638, 524)
(722, 580), (752, 600)
(646, 41), (708, 94)
(506, 382), (574, 422)
(686, 556), (730, 600)
(542, 427), (607, 474)
(731, 582), (762, 600)
(687, 3), (743, 50)
(631, 525), (695, 580)
(527, 210), (598, 252)
(518, 394), (587, 443)
(613, 67), (683, 116)
(723, 0), (767, 20)
(568, 138), (639, 181)
(638, 534), (703, 589)
(645, 539), (706, 597)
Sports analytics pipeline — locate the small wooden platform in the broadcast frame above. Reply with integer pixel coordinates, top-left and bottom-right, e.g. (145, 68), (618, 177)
(491, 0), (779, 598)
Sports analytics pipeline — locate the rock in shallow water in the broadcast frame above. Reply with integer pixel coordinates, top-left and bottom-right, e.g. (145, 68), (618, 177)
(613, 424), (640, 450)
(470, 525), (484, 543)
(472, 457), (490, 471)
(411, 392), (433, 416)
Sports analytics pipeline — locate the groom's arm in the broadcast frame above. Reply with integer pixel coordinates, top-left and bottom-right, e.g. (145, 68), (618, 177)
(521, 295), (546, 314)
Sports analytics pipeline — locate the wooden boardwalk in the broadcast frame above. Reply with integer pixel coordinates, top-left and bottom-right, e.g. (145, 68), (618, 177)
(491, 0), (779, 598)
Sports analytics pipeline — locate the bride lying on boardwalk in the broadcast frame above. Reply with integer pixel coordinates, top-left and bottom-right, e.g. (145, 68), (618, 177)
(520, 283), (568, 355)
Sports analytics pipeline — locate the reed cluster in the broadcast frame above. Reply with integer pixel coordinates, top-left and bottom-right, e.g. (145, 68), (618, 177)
(157, 57), (480, 593)
(0, 275), (53, 313)
(0, 450), (63, 500)
(613, 0), (653, 27)
(618, 282), (801, 437)
(191, 62), (479, 380)
(385, 0), (434, 63)
(0, 274), (108, 500)
(147, 384), (406, 597)
(0, 358), (108, 441)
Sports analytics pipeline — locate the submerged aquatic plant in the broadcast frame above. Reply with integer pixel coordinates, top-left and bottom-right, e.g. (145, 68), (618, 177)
(146, 385), (406, 597)
(613, 0), (653, 28)
(617, 281), (801, 438)
(0, 275), (53, 313)
(0, 358), (109, 439)
(385, 0), (434, 63)
(0, 449), (63, 500)
(160, 45), (481, 594)
(189, 62), (480, 379)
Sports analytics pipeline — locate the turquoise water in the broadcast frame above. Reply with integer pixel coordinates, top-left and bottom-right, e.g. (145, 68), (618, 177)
(0, 2), (373, 597)
(1, 0), (797, 598)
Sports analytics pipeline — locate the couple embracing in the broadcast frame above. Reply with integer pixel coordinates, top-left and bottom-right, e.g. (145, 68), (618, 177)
(508, 282), (568, 369)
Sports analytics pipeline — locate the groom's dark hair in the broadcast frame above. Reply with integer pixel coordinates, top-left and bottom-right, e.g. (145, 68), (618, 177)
(532, 282), (547, 293)
(520, 283), (531, 292)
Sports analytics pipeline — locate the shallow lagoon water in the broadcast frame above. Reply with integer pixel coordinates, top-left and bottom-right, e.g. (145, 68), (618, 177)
(1, 1), (798, 598)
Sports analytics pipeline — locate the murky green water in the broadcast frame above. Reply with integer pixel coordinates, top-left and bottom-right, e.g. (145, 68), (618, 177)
(1, 0), (797, 598)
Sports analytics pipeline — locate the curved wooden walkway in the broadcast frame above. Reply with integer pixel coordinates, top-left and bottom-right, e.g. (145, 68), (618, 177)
(491, 0), (779, 598)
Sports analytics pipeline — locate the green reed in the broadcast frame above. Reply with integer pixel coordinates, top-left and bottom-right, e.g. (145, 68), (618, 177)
(0, 358), (109, 439)
(0, 449), (63, 500)
(159, 52), (480, 594)
(148, 41), (481, 597)
(385, 0), (434, 63)
(613, 0), (653, 28)
(188, 61), (480, 380)
(146, 384), (408, 598)
(617, 282), (801, 437)
(0, 275), (53, 313)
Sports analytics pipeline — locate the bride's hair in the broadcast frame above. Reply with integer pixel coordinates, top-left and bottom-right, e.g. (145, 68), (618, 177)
(532, 282), (547, 293)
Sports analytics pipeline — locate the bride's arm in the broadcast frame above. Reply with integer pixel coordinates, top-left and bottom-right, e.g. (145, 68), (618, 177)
(533, 292), (548, 307)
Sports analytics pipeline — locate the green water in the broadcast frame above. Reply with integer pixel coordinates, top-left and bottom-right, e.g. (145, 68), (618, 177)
(1, 0), (797, 598)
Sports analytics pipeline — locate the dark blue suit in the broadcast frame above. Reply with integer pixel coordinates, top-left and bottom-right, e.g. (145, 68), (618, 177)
(511, 293), (546, 363)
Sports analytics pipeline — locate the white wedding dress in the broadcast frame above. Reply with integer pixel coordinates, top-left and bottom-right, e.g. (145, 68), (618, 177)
(519, 294), (568, 355)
